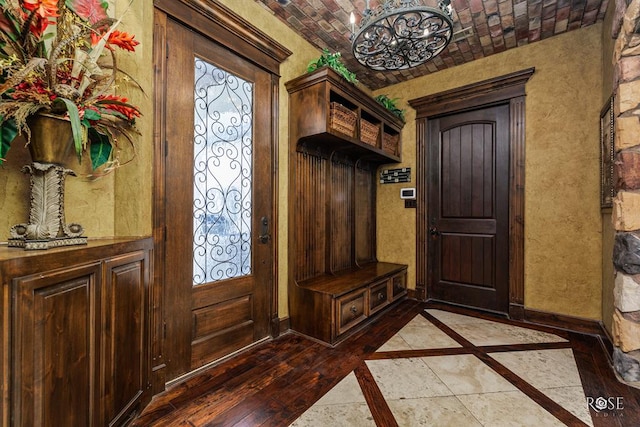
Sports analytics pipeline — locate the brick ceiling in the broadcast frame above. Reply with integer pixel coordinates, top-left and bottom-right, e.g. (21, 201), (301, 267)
(255, 0), (609, 90)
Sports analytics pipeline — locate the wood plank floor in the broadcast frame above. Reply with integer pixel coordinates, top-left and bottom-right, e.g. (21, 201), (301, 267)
(133, 300), (640, 426)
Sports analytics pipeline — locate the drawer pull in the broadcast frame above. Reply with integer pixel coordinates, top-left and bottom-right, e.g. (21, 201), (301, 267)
(350, 305), (357, 314)
(378, 292), (385, 301)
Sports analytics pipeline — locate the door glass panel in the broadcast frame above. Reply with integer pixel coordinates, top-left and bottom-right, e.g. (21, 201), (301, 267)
(192, 57), (253, 285)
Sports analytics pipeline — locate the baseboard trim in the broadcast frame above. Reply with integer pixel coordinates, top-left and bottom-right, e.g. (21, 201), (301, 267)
(509, 303), (525, 320)
(407, 289), (422, 300)
(279, 316), (290, 334)
(523, 308), (605, 336)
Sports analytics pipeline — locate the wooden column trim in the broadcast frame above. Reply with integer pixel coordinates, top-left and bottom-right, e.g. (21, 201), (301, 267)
(415, 118), (428, 301)
(509, 96), (526, 319)
(410, 69), (534, 311)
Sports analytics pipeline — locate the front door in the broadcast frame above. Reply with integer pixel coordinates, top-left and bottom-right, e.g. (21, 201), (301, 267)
(427, 105), (510, 313)
(163, 17), (274, 380)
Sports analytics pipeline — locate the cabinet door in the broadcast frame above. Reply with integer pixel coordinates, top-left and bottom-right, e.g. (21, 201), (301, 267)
(102, 251), (149, 426)
(13, 263), (102, 427)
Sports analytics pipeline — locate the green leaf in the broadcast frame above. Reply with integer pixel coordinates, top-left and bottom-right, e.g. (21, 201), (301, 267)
(88, 128), (112, 170)
(0, 117), (18, 163)
(58, 98), (84, 161)
(83, 108), (101, 121)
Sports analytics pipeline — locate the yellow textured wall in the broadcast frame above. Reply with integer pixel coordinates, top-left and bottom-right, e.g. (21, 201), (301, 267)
(601, 0), (617, 334)
(113, 0), (155, 237)
(376, 24), (604, 320)
(217, 0), (321, 318)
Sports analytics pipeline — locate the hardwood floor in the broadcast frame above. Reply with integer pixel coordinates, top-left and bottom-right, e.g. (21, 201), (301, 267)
(133, 300), (640, 426)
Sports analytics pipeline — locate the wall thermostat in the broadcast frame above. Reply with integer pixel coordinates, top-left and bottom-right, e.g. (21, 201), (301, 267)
(400, 188), (416, 199)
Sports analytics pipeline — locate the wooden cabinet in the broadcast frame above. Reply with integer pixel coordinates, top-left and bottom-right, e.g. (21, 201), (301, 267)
(286, 67), (407, 345)
(0, 238), (152, 427)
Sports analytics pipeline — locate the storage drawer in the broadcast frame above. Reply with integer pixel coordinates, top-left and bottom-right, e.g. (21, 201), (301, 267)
(369, 280), (390, 314)
(336, 290), (367, 335)
(391, 272), (407, 300)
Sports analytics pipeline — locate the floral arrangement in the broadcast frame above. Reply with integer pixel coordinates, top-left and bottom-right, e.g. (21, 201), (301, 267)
(0, 0), (141, 172)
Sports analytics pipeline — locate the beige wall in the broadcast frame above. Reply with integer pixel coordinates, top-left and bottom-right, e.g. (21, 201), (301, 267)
(601, 0), (617, 334)
(375, 24), (604, 320)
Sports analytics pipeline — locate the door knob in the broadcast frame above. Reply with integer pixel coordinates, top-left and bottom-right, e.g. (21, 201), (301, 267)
(258, 216), (271, 244)
(429, 226), (440, 237)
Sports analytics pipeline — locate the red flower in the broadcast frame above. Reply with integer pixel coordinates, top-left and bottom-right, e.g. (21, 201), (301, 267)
(96, 94), (141, 121)
(22, 0), (59, 18)
(22, 0), (59, 37)
(106, 30), (139, 52)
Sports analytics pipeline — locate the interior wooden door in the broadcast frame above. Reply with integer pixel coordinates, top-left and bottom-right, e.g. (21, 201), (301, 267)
(163, 18), (274, 381)
(427, 105), (510, 313)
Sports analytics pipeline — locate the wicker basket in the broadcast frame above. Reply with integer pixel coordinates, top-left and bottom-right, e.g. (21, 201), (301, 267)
(360, 119), (379, 146)
(383, 132), (399, 155)
(329, 102), (357, 138)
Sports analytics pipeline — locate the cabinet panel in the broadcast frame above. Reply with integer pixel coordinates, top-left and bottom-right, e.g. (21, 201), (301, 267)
(0, 238), (152, 427)
(13, 263), (101, 427)
(103, 251), (149, 426)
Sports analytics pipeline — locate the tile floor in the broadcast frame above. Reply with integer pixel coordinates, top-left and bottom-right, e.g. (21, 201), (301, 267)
(290, 309), (594, 427)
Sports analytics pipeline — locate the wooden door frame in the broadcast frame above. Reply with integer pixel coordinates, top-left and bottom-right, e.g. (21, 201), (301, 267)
(409, 68), (534, 319)
(152, 0), (291, 394)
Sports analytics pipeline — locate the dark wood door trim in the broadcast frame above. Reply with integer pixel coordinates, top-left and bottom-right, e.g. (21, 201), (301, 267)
(410, 68), (534, 318)
(152, 1), (291, 394)
(153, 0), (292, 75)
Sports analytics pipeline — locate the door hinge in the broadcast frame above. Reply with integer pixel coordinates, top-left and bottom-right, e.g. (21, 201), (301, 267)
(165, 140), (169, 157)
(164, 226), (167, 242)
(163, 321), (167, 339)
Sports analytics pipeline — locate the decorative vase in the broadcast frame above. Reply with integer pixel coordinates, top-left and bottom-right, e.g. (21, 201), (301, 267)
(8, 114), (87, 250)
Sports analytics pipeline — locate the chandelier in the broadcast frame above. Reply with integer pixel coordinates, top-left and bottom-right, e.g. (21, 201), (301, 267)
(350, 0), (454, 71)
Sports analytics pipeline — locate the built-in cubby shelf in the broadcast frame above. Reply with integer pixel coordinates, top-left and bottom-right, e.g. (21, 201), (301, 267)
(285, 67), (404, 163)
(286, 67), (407, 345)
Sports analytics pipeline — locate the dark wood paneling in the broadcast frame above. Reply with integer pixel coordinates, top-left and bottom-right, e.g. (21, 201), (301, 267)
(192, 295), (252, 339)
(355, 163), (376, 265)
(190, 322), (254, 370)
(103, 251), (149, 426)
(1, 239), (153, 427)
(330, 157), (354, 273)
(441, 234), (495, 287)
(509, 96), (526, 307)
(14, 267), (99, 427)
(295, 152), (326, 282)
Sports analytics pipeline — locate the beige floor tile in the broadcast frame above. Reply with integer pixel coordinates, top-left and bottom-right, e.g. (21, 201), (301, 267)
(453, 322), (568, 346)
(379, 315), (462, 351)
(426, 309), (496, 326)
(377, 333), (413, 352)
(426, 309), (568, 346)
(490, 349), (583, 389)
(387, 396), (483, 427)
(315, 372), (366, 405)
(366, 358), (453, 400)
(457, 390), (566, 427)
(289, 402), (375, 427)
(541, 386), (594, 427)
(422, 354), (517, 395)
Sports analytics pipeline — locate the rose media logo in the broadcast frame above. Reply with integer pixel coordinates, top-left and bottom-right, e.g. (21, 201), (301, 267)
(587, 396), (624, 418)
